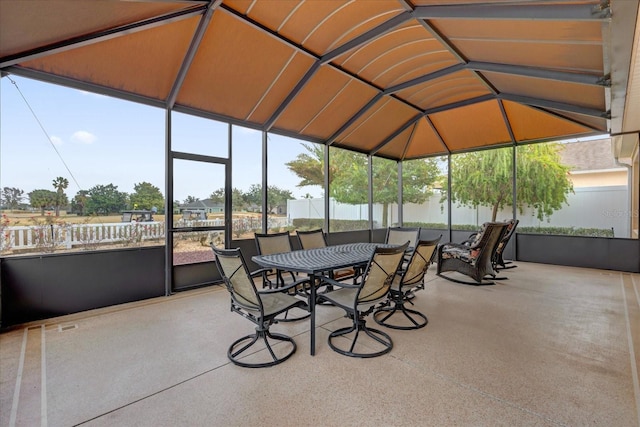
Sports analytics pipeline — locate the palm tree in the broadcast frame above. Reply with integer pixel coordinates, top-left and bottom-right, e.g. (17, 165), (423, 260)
(52, 176), (69, 217)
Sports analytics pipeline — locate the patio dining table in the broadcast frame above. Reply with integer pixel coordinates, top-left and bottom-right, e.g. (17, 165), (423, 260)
(252, 242), (396, 356)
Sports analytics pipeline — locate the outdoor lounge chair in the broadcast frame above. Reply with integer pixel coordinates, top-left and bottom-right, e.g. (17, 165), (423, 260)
(493, 219), (519, 271)
(374, 236), (441, 330)
(212, 247), (309, 368)
(316, 241), (409, 358)
(461, 219), (519, 274)
(254, 231), (311, 321)
(436, 222), (508, 286)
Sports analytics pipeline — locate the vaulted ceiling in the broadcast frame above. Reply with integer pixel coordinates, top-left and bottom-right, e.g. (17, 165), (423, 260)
(1, 0), (639, 160)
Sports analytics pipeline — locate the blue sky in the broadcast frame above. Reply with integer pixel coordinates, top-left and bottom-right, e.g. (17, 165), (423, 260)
(0, 75), (321, 204)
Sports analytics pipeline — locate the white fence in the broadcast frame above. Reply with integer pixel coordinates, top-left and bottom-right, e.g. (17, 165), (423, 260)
(1, 221), (165, 252)
(287, 185), (632, 237)
(0, 216), (290, 253)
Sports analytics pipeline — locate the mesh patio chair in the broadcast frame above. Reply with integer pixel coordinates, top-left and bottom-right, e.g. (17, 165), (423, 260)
(436, 222), (508, 286)
(386, 226), (421, 264)
(254, 231), (310, 321)
(316, 241), (409, 358)
(212, 247), (309, 368)
(374, 236), (441, 330)
(386, 226), (421, 250)
(296, 229), (360, 283)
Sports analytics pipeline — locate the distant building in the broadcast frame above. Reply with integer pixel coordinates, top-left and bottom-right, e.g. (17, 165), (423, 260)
(178, 199), (224, 214)
(560, 138), (627, 187)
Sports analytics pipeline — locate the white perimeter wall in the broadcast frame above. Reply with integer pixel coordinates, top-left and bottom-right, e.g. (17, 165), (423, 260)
(287, 185), (631, 238)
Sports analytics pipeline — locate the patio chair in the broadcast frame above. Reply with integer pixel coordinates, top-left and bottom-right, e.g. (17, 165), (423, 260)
(212, 247), (309, 368)
(296, 229), (359, 283)
(373, 236), (441, 330)
(493, 219), (519, 271)
(254, 231), (311, 321)
(386, 226), (421, 250)
(316, 241), (409, 358)
(460, 219), (519, 274)
(436, 222), (508, 286)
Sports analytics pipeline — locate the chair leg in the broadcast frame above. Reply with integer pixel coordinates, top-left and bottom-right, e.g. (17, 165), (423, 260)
(228, 326), (297, 368)
(374, 300), (428, 330)
(327, 316), (393, 358)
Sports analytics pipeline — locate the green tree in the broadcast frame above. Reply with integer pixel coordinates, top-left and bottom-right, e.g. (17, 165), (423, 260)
(232, 188), (246, 211)
(130, 182), (164, 212)
(267, 186), (294, 214)
(85, 184), (128, 215)
(1, 187), (24, 211)
(183, 195), (199, 204)
(52, 177), (69, 217)
(28, 189), (57, 215)
(286, 144), (441, 226)
(209, 188), (225, 204)
(447, 144), (573, 221)
(242, 184), (294, 213)
(209, 188), (247, 210)
(71, 190), (89, 216)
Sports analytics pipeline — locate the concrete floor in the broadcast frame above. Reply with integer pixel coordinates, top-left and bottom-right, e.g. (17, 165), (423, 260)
(1, 262), (639, 427)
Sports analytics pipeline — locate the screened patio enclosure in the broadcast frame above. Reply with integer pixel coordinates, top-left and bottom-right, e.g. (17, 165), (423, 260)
(1, 0), (640, 327)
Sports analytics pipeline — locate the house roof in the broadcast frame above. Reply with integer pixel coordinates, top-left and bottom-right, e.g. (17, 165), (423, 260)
(2, 1), (639, 160)
(560, 138), (622, 172)
(180, 199), (223, 209)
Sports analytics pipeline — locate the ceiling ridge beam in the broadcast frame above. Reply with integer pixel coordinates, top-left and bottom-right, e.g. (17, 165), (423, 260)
(499, 93), (609, 118)
(400, 121), (419, 160)
(498, 99), (517, 144)
(264, 11), (412, 131)
(325, 94), (383, 145)
(264, 62), (321, 131)
(526, 105), (606, 132)
(424, 94), (495, 115)
(321, 11), (412, 64)
(4, 66), (167, 108)
(0, 5), (208, 68)
(167, 1), (221, 109)
(468, 61), (610, 86)
(370, 113), (423, 155)
(384, 63), (466, 94)
(418, 20), (499, 96)
(425, 115), (450, 155)
(412, 3), (611, 21)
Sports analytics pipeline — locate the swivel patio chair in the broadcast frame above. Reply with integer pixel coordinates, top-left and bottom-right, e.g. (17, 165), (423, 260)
(212, 247), (309, 368)
(436, 222), (508, 286)
(316, 241), (409, 358)
(386, 226), (421, 253)
(254, 231), (310, 321)
(374, 236), (441, 330)
(296, 229), (359, 283)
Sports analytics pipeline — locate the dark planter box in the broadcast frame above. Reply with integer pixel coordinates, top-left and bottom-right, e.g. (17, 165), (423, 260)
(516, 233), (640, 273)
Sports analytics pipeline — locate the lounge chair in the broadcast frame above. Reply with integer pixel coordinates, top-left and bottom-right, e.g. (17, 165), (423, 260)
(436, 222), (508, 286)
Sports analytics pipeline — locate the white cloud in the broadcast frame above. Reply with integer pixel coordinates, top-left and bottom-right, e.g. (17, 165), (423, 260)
(50, 136), (63, 145)
(71, 130), (97, 144)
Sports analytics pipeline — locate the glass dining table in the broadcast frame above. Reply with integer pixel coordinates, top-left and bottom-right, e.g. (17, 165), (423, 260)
(252, 242), (396, 356)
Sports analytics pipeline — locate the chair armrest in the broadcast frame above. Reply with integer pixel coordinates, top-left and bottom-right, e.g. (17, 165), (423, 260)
(460, 232), (477, 246)
(249, 267), (272, 278)
(317, 274), (361, 289)
(440, 242), (472, 252)
(257, 276), (311, 294)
